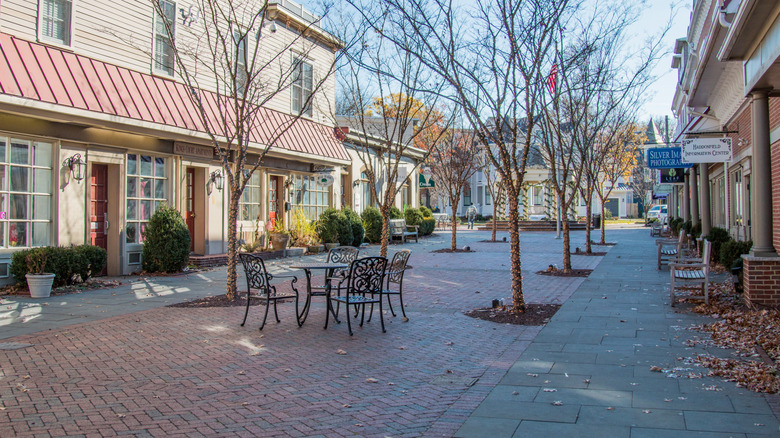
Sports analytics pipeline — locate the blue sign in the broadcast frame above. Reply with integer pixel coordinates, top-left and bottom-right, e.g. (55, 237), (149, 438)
(647, 147), (693, 169)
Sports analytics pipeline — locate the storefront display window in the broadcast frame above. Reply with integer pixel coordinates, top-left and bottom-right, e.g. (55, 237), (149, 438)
(240, 172), (261, 221)
(292, 174), (329, 219)
(126, 154), (167, 243)
(0, 137), (52, 248)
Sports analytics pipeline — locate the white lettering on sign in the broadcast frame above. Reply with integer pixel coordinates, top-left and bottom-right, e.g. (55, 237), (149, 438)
(681, 138), (733, 163)
(174, 142), (214, 159)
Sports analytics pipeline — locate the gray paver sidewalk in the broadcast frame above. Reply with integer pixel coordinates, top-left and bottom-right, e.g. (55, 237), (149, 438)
(456, 230), (780, 437)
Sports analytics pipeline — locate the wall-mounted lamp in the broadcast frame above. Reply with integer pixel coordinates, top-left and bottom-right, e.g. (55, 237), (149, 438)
(284, 178), (295, 189)
(63, 153), (87, 181)
(209, 170), (224, 191)
(352, 179), (361, 187)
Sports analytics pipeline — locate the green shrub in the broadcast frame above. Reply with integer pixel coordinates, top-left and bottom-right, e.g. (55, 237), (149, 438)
(720, 239), (752, 269)
(361, 206), (383, 243)
(344, 208), (365, 247)
(420, 217), (436, 236)
(142, 205), (191, 273)
(670, 217), (684, 234)
(404, 207), (423, 227)
(10, 245), (107, 287)
(316, 208), (340, 243)
(682, 220), (692, 235)
(691, 221), (702, 239)
(705, 227), (730, 263)
(389, 206), (403, 219)
(604, 210), (613, 219)
(419, 206), (432, 218)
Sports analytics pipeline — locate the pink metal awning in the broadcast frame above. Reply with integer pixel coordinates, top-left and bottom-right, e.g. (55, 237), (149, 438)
(0, 33), (349, 162)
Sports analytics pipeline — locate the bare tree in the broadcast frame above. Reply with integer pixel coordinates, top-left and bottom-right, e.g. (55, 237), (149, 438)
(336, 15), (450, 256)
(351, 0), (573, 313)
(428, 128), (480, 250)
(537, 1), (670, 272)
(474, 146), (505, 242)
(150, 0), (344, 299)
(594, 123), (643, 244)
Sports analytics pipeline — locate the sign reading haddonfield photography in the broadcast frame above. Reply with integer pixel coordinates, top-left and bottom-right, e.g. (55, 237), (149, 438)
(646, 147), (693, 169)
(681, 138), (733, 163)
(660, 167), (685, 184)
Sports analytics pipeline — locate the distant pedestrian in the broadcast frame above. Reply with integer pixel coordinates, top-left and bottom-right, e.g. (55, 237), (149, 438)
(467, 204), (477, 229)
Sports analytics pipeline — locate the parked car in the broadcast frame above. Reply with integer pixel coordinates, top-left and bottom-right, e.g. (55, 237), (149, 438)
(647, 205), (668, 224)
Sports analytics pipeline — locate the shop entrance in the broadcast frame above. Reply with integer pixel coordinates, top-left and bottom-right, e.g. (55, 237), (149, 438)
(185, 168), (195, 251)
(269, 176), (282, 227)
(90, 164), (108, 276)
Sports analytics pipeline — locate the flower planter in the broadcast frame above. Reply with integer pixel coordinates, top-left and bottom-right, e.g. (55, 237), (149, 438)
(306, 244), (325, 254)
(269, 232), (290, 250)
(26, 273), (55, 298)
(324, 242), (340, 250)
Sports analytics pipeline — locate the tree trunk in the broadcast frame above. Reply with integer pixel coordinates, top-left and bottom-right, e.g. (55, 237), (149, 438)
(584, 194), (592, 254)
(507, 187), (525, 313)
(491, 200), (498, 242)
(449, 194), (460, 251)
(562, 217), (572, 273)
(226, 186), (240, 300)
(380, 205), (390, 258)
(600, 200), (607, 245)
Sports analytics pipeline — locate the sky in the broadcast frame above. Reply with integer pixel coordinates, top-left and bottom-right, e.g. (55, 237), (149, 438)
(302, 0), (693, 126)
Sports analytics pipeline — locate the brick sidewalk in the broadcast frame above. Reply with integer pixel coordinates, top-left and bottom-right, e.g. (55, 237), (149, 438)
(0, 230), (596, 437)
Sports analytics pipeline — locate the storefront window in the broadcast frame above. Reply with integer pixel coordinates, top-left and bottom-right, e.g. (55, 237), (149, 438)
(293, 174), (329, 219)
(126, 154), (167, 243)
(240, 172), (261, 221)
(0, 138), (53, 248)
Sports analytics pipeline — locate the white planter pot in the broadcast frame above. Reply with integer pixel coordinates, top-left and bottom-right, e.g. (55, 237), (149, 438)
(26, 273), (55, 298)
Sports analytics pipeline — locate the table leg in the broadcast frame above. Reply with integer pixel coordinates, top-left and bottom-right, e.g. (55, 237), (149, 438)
(298, 269), (313, 325)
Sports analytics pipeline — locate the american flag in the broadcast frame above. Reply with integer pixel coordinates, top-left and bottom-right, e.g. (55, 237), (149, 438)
(546, 63), (558, 96)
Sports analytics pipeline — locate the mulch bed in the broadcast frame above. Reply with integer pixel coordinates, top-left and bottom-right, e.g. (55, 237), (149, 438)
(536, 268), (592, 278)
(0, 279), (122, 297)
(479, 239), (508, 243)
(168, 294), (254, 308)
(464, 303), (561, 326)
(431, 248), (475, 253)
(590, 241), (616, 246)
(573, 250), (607, 256)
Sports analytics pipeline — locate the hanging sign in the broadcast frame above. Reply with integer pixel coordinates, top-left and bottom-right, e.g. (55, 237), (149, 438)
(315, 173), (334, 187)
(659, 168), (685, 184)
(681, 138), (732, 163)
(419, 173), (435, 188)
(647, 147), (693, 169)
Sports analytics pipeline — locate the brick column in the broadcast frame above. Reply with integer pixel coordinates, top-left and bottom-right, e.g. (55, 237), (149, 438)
(743, 256), (780, 307)
(742, 89), (778, 307)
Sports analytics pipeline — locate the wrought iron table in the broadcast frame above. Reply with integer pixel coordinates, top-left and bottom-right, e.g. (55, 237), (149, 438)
(290, 262), (349, 326)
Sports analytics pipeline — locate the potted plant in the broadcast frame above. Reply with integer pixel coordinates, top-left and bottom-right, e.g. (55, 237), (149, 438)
(268, 220), (290, 250)
(289, 208), (322, 253)
(25, 248), (55, 298)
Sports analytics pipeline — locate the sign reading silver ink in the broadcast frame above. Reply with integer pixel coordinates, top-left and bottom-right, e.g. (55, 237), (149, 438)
(647, 147), (693, 169)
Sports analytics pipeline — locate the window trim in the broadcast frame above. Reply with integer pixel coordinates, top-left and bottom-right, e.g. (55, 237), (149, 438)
(37, 0), (75, 48)
(152, 0), (176, 77)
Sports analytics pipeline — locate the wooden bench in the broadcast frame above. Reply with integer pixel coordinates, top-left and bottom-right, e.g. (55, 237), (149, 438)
(389, 219), (419, 243)
(669, 240), (711, 307)
(656, 232), (689, 270)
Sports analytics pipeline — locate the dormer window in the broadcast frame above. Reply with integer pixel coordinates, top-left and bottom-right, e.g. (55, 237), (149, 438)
(39, 0), (73, 46)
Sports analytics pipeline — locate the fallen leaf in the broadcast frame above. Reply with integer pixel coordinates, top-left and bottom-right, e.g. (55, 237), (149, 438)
(552, 401), (563, 406)
(542, 388), (557, 392)
(366, 378), (379, 383)
(642, 410), (651, 414)
(650, 366), (663, 372)
(336, 349), (347, 355)
(606, 407), (615, 410)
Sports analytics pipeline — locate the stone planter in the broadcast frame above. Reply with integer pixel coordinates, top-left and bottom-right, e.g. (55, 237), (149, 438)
(306, 244), (325, 254)
(269, 232), (290, 250)
(26, 273), (55, 298)
(324, 242), (340, 250)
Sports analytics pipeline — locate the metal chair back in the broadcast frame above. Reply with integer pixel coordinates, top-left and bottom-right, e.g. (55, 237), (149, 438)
(346, 256), (387, 296)
(327, 246), (359, 277)
(387, 249), (411, 287)
(239, 253), (270, 291)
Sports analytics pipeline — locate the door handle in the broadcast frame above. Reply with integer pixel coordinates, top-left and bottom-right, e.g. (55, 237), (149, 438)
(104, 219), (109, 231)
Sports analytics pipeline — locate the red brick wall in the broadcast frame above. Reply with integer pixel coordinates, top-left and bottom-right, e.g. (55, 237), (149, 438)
(743, 256), (780, 307)
(774, 140), (780, 250)
(770, 96), (780, 132)
(726, 106), (751, 156)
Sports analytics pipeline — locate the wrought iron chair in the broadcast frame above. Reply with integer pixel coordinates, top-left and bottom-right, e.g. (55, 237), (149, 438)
(368, 249), (411, 321)
(326, 256), (388, 336)
(239, 253), (300, 330)
(311, 246), (359, 296)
